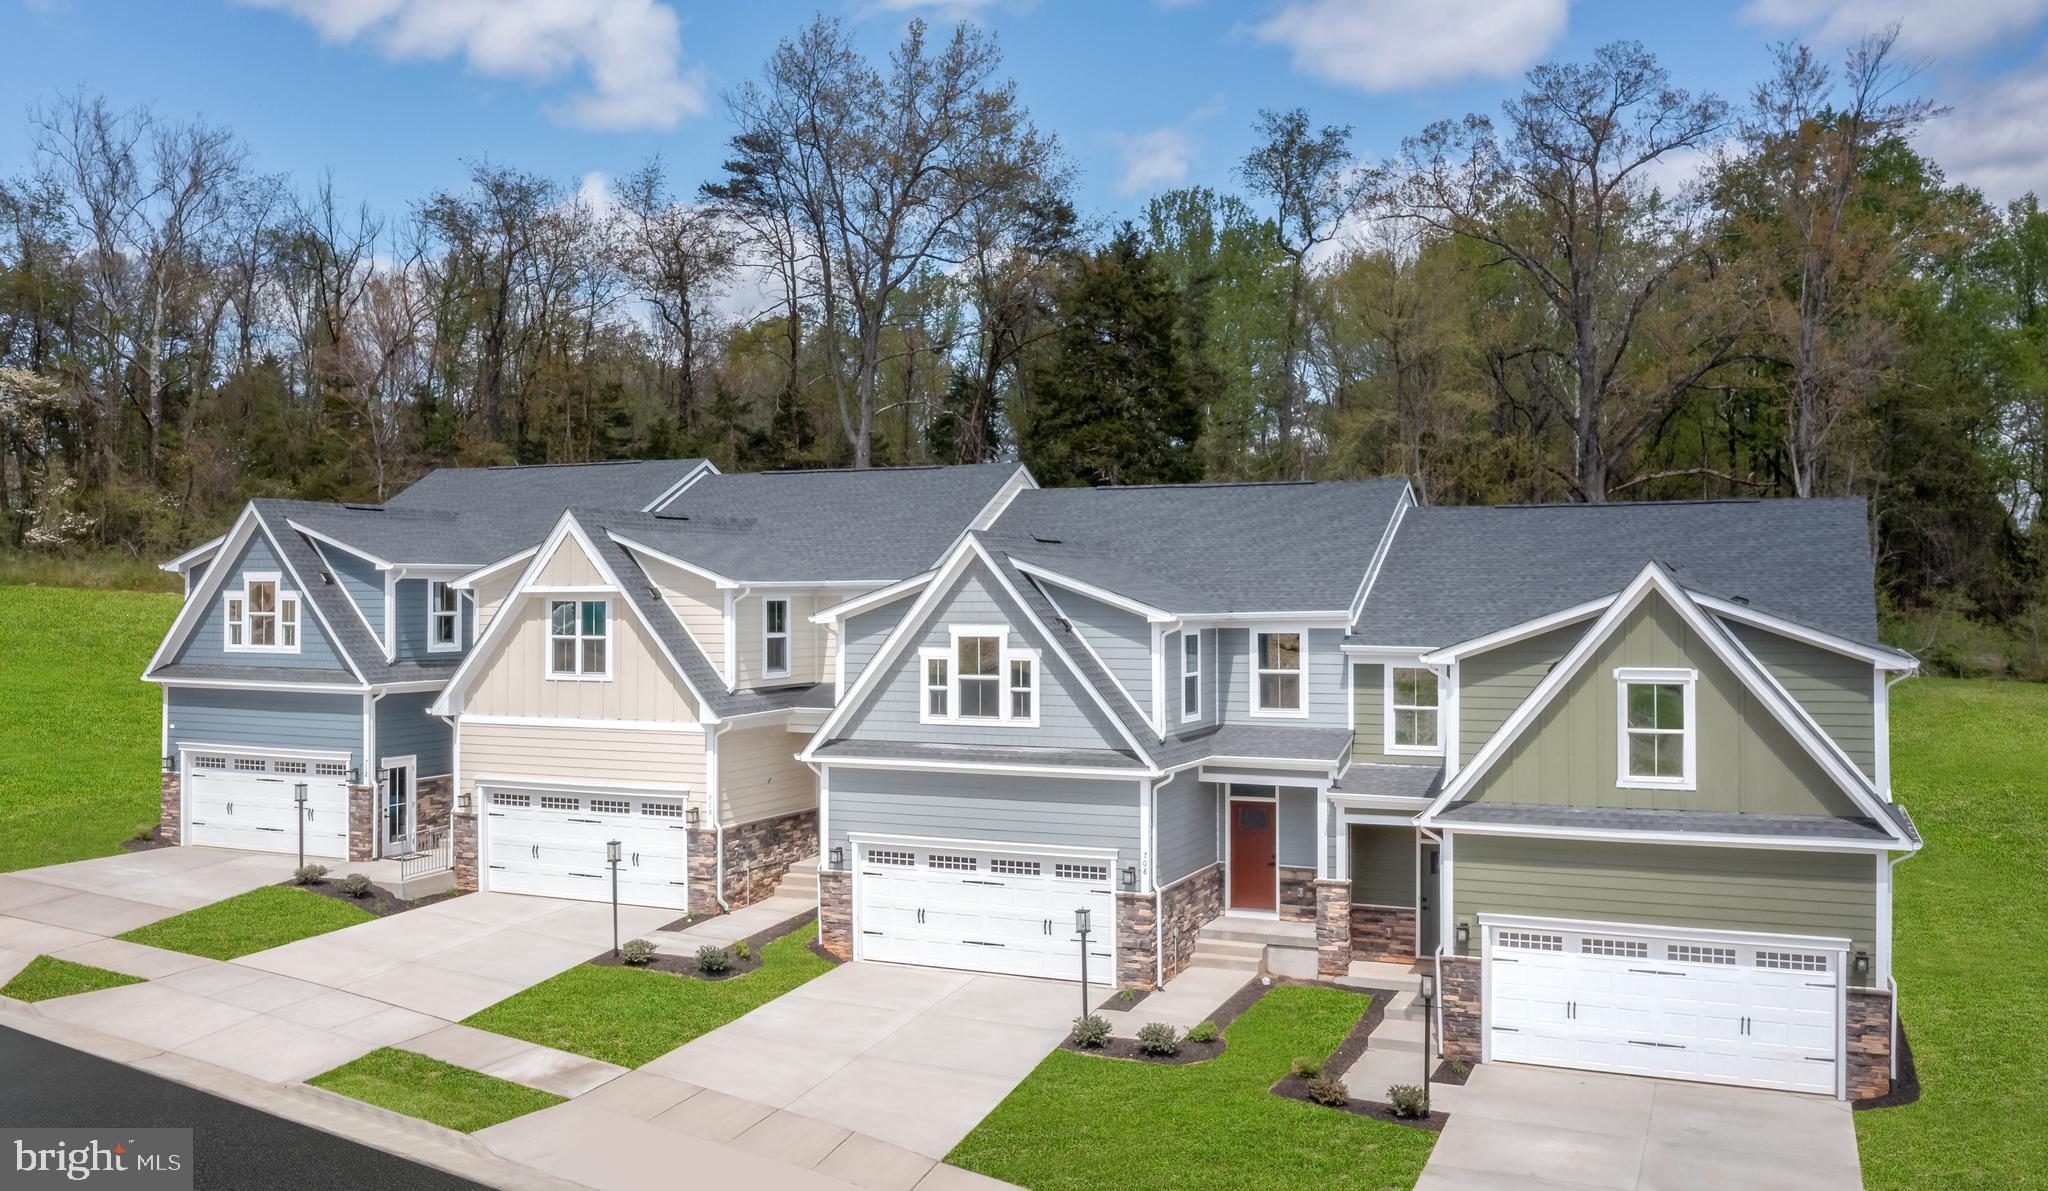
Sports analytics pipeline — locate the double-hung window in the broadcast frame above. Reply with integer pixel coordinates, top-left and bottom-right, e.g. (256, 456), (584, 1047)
(548, 599), (610, 679)
(224, 574), (300, 653)
(1616, 668), (1696, 789)
(1009, 657), (1035, 718)
(925, 655), (949, 717)
(957, 634), (1001, 718)
(1251, 630), (1306, 715)
(921, 625), (1039, 727)
(429, 581), (460, 652)
(762, 598), (791, 677)
(1181, 632), (1202, 721)
(1385, 666), (1441, 753)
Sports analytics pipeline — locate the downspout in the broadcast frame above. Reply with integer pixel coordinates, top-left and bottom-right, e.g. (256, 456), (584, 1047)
(708, 723), (730, 913)
(1882, 667), (1917, 1080)
(1420, 824), (1447, 1056)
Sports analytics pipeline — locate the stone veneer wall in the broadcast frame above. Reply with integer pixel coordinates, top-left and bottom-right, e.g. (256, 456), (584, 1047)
(347, 785), (375, 862)
(686, 828), (721, 917)
(1278, 866), (1317, 923)
(1440, 956), (1483, 1063)
(158, 771), (182, 845)
(415, 776), (453, 843)
(817, 869), (852, 960)
(452, 811), (478, 891)
(1349, 905), (1419, 962)
(1115, 891), (1158, 989)
(1157, 865), (1225, 983)
(1316, 879), (1353, 976)
(719, 809), (819, 909)
(1845, 987), (1895, 1100)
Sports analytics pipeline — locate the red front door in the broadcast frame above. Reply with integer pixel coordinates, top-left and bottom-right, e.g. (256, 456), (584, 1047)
(1228, 800), (1276, 910)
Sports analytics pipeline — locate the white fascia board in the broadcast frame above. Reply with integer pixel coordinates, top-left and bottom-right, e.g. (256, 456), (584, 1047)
(811, 571), (934, 624)
(797, 752), (1157, 781)
(451, 547), (538, 592)
(1010, 559), (1175, 624)
(967, 464), (1038, 532)
(145, 508), (261, 675)
(1347, 482), (1414, 629)
(285, 520), (394, 570)
(1440, 819), (1902, 853)
(1342, 643), (1444, 657)
(145, 675), (372, 693)
(1695, 595), (1919, 670)
(159, 534), (227, 573)
(1418, 598), (1613, 665)
(1037, 581), (1157, 737)
(607, 530), (740, 589)
(642, 460), (720, 513)
(257, 509), (369, 686)
(1180, 611), (1352, 629)
(389, 563), (478, 578)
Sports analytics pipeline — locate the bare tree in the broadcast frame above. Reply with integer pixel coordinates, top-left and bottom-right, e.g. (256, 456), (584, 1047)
(615, 158), (737, 432)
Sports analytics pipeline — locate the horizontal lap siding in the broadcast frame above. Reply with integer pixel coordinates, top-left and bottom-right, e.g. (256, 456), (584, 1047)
(1349, 824), (1415, 906)
(376, 691), (451, 775)
(175, 532), (346, 670)
(460, 722), (707, 815)
(322, 545), (385, 646)
(843, 600), (908, 687)
(1449, 834), (1876, 982)
(1457, 624), (1582, 763)
(1222, 627), (1346, 728)
(394, 578), (472, 660)
(736, 593), (820, 687)
(168, 687), (364, 768)
(1154, 770), (1219, 884)
(717, 725), (814, 826)
(1167, 629), (1218, 730)
(646, 559), (726, 679)
(827, 767), (1142, 872)
(1730, 624), (1876, 778)
(1051, 586), (1152, 715)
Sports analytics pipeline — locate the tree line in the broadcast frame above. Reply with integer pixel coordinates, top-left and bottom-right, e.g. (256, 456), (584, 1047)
(0, 18), (2042, 674)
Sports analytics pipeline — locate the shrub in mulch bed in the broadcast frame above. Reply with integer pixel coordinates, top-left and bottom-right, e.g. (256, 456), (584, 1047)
(1852, 1020), (1921, 1111)
(1062, 976), (1346, 1065)
(121, 826), (173, 853)
(1432, 1058), (1473, 1086)
(281, 877), (467, 919)
(1108, 986), (1152, 1011)
(1270, 1074), (1451, 1132)
(1264, 981), (1447, 1131)
(588, 908), (817, 981)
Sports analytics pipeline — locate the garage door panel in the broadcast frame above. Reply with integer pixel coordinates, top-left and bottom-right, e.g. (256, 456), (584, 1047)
(186, 754), (349, 857)
(855, 843), (1115, 982)
(484, 790), (690, 910)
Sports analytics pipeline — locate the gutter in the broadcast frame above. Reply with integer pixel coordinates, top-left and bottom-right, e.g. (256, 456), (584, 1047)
(708, 724), (731, 913)
(1420, 825), (1447, 1055)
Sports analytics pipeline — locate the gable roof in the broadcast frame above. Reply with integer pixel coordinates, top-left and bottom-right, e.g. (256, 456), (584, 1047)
(384, 458), (712, 516)
(1352, 497), (1885, 649)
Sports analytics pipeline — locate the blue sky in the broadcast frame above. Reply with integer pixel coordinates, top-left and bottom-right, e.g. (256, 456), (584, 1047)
(6, 0), (2045, 224)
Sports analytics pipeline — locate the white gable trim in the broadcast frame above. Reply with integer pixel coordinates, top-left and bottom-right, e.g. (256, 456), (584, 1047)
(285, 519), (394, 570)
(146, 506), (262, 676)
(1418, 563), (1909, 845)
(607, 530), (741, 589)
(1696, 595), (1918, 670)
(1418, 598), (1612, 665)
(811, 571), (934, 625)
(450, 547), (538, 592)
(967, 464), (1038, 531)
(158, 534), (226, 574)
(642, 459), (720, 513)
(251, 510), (369, 685)
(1010, 559), (1174, 623)
(1347, 482), (1414, 629)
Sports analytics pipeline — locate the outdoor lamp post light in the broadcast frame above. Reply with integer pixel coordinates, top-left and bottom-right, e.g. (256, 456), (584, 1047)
(294, 783), (308, 870)
(1419, 973), (1436, 1114)
(1074, 907), (1093, 1019)
(606, 839), (623, 956)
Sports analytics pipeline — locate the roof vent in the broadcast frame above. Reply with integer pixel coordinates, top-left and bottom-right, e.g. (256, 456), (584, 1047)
(1030, 534), (1062, 544)
(320, 571), (334, 586)
(1730, 595), (1750, 605)
(342, 504), (383, 512)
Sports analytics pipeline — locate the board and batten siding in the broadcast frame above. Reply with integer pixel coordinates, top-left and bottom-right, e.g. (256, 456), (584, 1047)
(1447, 834), (1878, 985)
(1166, 629), (1218, 730)
(174, 531), (347, 671)
(1047, 584), (1153, 716)
(1456, 623), (1585, 763)
(1218, 627), (1348, 728)
(827, 767), (1143, 873)
(459, 721), (707, 815)
(1462, 595), (1863, 817)
(465, 596), (697, 723)
(167, 686), (365, 769)
(321, 544), (386, 647)
(1153, 770), (1220, 885)
(1727, 622), (1876, 779)
(375, 691), (451, 775)
(716, 724), (815, 827)
(839, 560), (1128, 751)
(534, 539), (605, 587)
(1348, 824), (1416, 906)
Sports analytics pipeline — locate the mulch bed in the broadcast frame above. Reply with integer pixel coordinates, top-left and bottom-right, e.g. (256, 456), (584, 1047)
(1061, 974), (1262, 1065)
(1249, 980), (1448, 1131)
(283, 877), (466, 919)
(1853, 1018), (1921, 1111)
(590, 908), (817, 981)
(1105, 986), (1152, 1011)
(121, 832), (174, 853)
(1432, 1059), (1474, 1086)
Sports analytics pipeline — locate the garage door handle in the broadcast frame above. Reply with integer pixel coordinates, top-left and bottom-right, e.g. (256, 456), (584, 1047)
(1628, 968), (1685, 976)
(1629, 1040), (1686, 1049)
(1804, 1056), (1836, 1063)
(256, 826), (285, 833)
(570, 872), (603, 879)
(961, 940), (1005, 948)
(568, 817), (602, 824)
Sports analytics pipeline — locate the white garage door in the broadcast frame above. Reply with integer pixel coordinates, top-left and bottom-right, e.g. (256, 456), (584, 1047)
(855, 842), (1117, 982)
(1486, 921), (1843, 1096)
(185, 752), (349, 856)
(482, 789), (691, 909)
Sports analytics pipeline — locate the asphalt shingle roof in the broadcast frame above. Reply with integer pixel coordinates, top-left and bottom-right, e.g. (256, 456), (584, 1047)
(1351, 498), (1883, 649)
(384, 458), (709, 516)
(808, 739), (1149, 770)
(1435, 802), (1899, 842)
(1333, 764), (1444, 800)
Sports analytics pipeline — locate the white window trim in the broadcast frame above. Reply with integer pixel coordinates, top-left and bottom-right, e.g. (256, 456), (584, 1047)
(1615, 666), (1697, 790)
(428, 580), (462, 654)
(546, 597), (614, 681)
(1383, 663), (1444, 756)
(762, 597), (792, 678)
(918, 623), (1041, 729)
(1248, 626), (1309, 719)
(221, 571), (302, 655)
(1181, 631), (1202, 723)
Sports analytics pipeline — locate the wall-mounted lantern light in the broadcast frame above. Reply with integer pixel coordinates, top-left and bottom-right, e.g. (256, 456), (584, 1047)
(1455, 922), (1469, 947)
(686, 805), (702, 827)
(1853, 950), (1870, 978)
(162, 754), (177, 774)
(457, 789), (474, 813)
(829, 846), (845, 868)
(1120, 865), (1138, 890)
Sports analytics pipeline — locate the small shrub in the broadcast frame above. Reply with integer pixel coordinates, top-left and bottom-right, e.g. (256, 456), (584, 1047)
(339, 873), (373, 898)
(1450, 1059), (1470, 1078)
(1308, 1074), (1351, 1106)
(1291, 1056), (1323, 1079)
(1119, 988), (1137, 1003)
(1135, 1022), (1181, 1056)
(132, 824), (156, 842)
(732, 939), (751, 961)
(1070, 1014), (1112, 1049)
(620, 938), (658, 966)
(1185, 1020), (1219, 1044)
(1387, 1083), (1429, 1118)
(695, 945), (733, 974)
(292, 864), (328, 885)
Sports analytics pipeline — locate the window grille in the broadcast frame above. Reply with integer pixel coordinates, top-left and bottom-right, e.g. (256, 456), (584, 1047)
(1055, 862), (1109, 881)
(490, 792), (532, 807)
(929, 854), (977, 872)
(1756, 950), (1829, 972)
(991, 859), (1041, 876)
(540, 796), (580, 812)
(1497, 930), (1563, 951)
(1581, 937), (1649, 959)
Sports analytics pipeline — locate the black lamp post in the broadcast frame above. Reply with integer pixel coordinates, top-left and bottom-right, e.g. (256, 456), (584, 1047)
(294, 783), (308, 870)
(607, 839), (623, 956)
(1419, 973), (1436, 1115)
(1074, 907), (1093, 1019)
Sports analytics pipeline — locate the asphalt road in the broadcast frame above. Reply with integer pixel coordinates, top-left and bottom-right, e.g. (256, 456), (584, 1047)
(0, 1026), (491, 1191)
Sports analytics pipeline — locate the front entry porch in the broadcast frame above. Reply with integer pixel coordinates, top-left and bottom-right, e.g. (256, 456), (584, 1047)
(1314, 811), (1440, 976)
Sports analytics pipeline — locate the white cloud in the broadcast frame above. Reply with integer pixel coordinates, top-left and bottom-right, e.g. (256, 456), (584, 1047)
(1105, 97), (1224, 196)
(1740, 0), (2048, 57)
(1250, 0), (1569, 92)
(239, 0), (705, 131)
(1916, 56), (2048, 204)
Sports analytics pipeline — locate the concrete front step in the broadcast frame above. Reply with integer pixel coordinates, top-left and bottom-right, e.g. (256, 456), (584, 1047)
(1188, 954), (1261, 974)
(1197, 918), (1317, 948)
(1194, 938), (1264, 960)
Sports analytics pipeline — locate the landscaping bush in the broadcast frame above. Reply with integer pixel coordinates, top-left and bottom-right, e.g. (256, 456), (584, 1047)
(1070, 1014), (1111, 1049)
(1186, 1020), (1219, 1044)
(132, 824), (155, 841)
(340, 873), (373, 898)
(620, 938), (658, 966)
(1308, 1075), (1351, 1106)
(1387, 1084), (1428, 1118)
(1135, 1022), (1181, 1056)
(1291, 1056), (1323, 1079)
(695, 945), (733, 974)
(732, 939), (751, 961)
(292, 864), (328, 885)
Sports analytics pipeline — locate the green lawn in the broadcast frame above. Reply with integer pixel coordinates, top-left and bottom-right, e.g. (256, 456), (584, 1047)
(462, 924), (833, 1068)
(309, 1048), (564, 1132)
(949, 985), (1435, 1191)
(1856, 678), (2048, 1190)
(0, 585), (179, 873)
(0, 955), (146, 1002)
(117, 886), (375, 960)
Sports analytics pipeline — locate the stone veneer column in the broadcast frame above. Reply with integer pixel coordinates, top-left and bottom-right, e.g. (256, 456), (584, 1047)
(347, 785), (375, 862)
(685, 827), (722, 918)
(817, 869), (852, 960)
(452, 811), (478, 891)
(414, 776), (453, 839)
(1439, 955), (1483, 1063)
(1278, 866), (1318, 922)
(1349, 905), (1419, 962)
(1156, 865), (1226, 984)
(719, 809), (820, 909)
(1114, 891), (1158, 990)
(1315, 878), (1353, 977)
(1845, 987), (1895, 1100)
(158, 770), (182, 845)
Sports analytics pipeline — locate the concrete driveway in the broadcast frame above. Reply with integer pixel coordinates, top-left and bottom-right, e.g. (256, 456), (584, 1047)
(1418, 1063), (1862, 1190)
(642, 962), (1104, 1159)
(0, 846), (293, 950)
